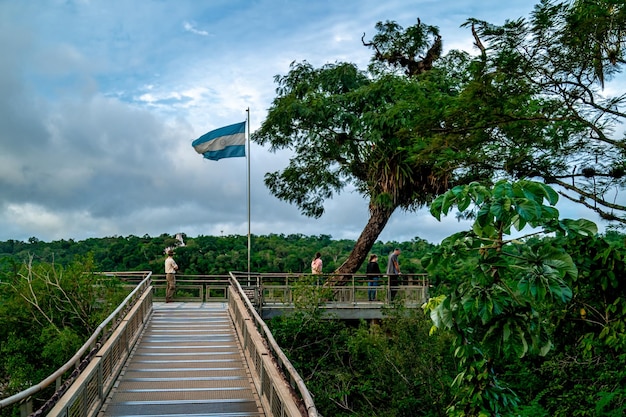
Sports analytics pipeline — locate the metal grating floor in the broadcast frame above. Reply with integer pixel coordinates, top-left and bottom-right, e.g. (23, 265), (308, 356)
(99, 302), (265, 417)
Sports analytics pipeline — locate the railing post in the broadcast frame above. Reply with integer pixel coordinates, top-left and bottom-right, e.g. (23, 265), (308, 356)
(352, 274), (356, 304)
(19, 400), (31, 417)
(98, 358), (104, 403)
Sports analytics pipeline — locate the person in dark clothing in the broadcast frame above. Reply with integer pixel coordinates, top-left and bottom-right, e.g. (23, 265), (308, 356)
(366, 254), (381, 301)
(387, 248), (401, 300)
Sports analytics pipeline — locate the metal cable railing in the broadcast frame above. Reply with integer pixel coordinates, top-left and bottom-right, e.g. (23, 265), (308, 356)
(254, 272), (429, 305)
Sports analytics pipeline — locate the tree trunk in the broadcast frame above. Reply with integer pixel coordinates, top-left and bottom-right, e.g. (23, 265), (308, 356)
(328, 202), (396, 285)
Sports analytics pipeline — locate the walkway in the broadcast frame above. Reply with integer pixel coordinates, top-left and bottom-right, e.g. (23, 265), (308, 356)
(99, 302), (265, 417)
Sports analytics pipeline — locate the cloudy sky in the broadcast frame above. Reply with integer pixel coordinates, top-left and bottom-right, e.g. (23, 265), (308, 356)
(1, 0), (620, 245)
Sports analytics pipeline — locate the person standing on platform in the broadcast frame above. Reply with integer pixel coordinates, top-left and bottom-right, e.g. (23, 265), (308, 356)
(366, 254), (381, 301)
(311, 252), (323, 285)
(386, 248), (401, 300)
(311, 252), (323, 274)
(164, 248), (178, 303)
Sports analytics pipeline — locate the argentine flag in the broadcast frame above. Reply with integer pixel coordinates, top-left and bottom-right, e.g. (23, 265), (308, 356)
(192, 121), (246, 160)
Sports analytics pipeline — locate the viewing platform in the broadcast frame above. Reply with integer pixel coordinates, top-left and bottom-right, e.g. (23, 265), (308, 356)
(151, 272), (430, 320)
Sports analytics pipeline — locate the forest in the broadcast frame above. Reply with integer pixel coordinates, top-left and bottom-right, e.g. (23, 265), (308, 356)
(0, 232), (434, 276)
(1, 215), (626, 416)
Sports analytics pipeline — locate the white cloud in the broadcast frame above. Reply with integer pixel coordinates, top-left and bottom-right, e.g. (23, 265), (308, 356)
(183, 21), (210, 37)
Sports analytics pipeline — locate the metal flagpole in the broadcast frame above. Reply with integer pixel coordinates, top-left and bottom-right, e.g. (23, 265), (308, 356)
(246, 108), (251, 279)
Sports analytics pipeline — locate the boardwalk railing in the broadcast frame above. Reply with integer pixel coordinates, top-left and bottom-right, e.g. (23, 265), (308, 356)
(0, 272), (153, 417)
(255, 272), (429, 304)
(228, 273), (318, 417)
(148, 273), (429, 317)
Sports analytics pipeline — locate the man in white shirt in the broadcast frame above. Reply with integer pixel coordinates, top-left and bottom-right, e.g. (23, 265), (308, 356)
(164, 248), (178, 302)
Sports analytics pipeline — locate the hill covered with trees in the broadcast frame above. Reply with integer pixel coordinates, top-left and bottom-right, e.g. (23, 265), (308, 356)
(0, 233), (436, 276)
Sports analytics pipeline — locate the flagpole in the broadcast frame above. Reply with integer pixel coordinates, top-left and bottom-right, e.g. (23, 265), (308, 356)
(246, 108), (251, 278)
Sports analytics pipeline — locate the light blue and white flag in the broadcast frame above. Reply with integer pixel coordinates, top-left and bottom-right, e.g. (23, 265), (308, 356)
(192, 121), (246, 160)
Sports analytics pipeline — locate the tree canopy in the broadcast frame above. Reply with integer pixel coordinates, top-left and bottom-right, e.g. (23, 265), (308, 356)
(252, 0), (626, 276)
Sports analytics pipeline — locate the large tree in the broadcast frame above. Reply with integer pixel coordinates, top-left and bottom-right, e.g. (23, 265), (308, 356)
(253, 0), (626, 277)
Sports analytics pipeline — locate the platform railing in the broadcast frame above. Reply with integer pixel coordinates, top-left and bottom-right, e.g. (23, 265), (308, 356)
(138, 273), (429, 308)
(149, 274), (231, 302)
(228, 273), (319, 417)
(0, 272), (153, 417)
(255, 272), (429, 305)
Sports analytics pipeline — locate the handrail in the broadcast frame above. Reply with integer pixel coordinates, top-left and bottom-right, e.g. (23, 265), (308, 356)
(145, 273), (429, 307)
(253, 272), (430, 308)
(229, 272), (319, 417)
(46, 281), (153, 417)
(0, 272), (152, 415)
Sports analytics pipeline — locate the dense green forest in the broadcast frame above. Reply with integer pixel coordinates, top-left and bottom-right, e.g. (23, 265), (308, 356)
(2, 223), (626, 416)
(0, 233), (435, 276)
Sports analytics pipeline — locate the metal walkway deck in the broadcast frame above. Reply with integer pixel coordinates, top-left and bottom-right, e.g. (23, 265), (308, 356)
(99, 302), (265, 417)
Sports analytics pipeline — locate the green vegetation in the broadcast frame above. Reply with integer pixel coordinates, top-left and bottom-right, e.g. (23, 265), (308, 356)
(423, 180), (597, 415)
(269, 301), (456, 417)
(0, 256), (128, 413)
(267, 180), (626, 416)
(1, 212), (625, 415)
(0, 233), (435, 276)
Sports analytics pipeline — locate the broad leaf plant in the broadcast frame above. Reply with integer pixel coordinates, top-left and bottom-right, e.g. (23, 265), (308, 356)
(422, 179), (597, 416)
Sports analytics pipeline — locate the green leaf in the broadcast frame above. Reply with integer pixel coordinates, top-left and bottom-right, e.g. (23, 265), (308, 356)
(560, 218), (598, 236)
(539, 339), (552, 356)
(503, 321), (511, 341)
(541, 184), (559, 205)
(430, 195), (444, 220)
(457, 193), (472, 212)
(516, 200), (542, 222)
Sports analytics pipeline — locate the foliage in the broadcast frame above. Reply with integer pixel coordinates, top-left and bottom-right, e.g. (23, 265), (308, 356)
(267, 298), (351, 414)
(0, 233), (436, 276)
(502, 232), (626, 416)
(422, 180), (597, 416)
(1, 229), (626, 415)
(463, 0), (626, 221)
(269, 302), (456, 417)
(0, 256), (127, 401)
(252, 14), (501, 275)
